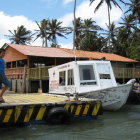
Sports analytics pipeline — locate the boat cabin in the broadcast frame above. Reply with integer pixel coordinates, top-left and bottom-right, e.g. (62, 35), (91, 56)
(48, 61), (117, 95)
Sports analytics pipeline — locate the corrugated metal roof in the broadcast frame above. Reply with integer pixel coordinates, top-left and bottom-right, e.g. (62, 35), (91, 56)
(4, 43), (137, 62)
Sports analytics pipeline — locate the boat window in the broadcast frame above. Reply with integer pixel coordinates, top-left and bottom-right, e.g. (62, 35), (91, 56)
(68, 69), (74, 85)
(59, 71), (66, 86)
(79, 65), (96, 85)
(99, 74), (111, 79)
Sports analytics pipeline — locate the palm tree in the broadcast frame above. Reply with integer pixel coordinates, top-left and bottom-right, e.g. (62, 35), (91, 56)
(80, 33), (106, 52)
(73, 17), (83, 49)
(82, 18), (102, 37)
(48, 19), (70, 47)
(35, 19), (50, 47)
(103, 22), (118, 53)
(89, 0), (125, 53)
(119, 14), (136, 40)
(125, 0), (140, 24)
(115, 14), (137, 56)
(73, 17), (102, 49)
(6, 25), (33, 44)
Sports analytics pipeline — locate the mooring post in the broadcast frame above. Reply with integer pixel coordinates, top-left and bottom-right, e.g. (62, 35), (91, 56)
(38, 67), (43, 93)
(38, 80), (43, 93)
(21, 65), (27, 93)
(65, 93), (70, 101)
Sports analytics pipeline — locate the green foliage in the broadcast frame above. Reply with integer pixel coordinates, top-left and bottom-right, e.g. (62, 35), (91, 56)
(6, 25), (33, 45)
(35, 19), (71, 47)
(50, 43), (60, 48)
(35, 19), (50, 47)
(73, 18), (103, 49)
(80, 34), (106, 52)
(126, 0), (140, 23)
(127, 46), (140, 61)
(48, 19), (71, 46)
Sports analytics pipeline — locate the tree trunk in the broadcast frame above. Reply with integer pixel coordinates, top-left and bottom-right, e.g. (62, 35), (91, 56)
(73, 0), (77, 50)
(45, 37), (48, 47)
(54, 36), (57, 46)
(107, 6), (111, 53)
(42, 38), (45, 47)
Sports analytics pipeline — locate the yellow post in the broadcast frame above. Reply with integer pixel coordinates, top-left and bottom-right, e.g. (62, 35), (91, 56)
(38, 68), (42, 93)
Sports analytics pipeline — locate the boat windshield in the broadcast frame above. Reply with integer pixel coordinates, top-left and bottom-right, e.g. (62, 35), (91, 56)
(59, 71), (66, 86)
(68, 69), (74, 85)
(79, 65), (96, 85)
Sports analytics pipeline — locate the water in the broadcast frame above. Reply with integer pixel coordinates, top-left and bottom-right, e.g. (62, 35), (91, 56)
(1, 104), (140, 140)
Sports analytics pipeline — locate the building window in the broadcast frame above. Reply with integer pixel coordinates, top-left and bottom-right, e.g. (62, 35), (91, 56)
(99, 74), (111, 79)
(79, 65), (96, 85)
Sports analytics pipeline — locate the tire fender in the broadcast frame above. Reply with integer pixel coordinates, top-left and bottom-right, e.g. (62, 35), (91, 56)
(46, 107), (70, 124)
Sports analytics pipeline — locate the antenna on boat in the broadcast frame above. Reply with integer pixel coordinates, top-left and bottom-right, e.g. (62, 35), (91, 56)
(74, 46), (77, 62)
(73, 0), (77, 62)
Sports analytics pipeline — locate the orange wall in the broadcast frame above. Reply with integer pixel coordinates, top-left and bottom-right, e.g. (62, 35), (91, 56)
(4, 47), (28, 62)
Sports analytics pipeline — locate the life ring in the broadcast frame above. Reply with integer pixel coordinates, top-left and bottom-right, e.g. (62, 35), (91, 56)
(46, 107), (70, 124)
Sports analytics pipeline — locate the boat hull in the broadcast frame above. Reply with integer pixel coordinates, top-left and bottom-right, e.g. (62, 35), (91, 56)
(80, 83), (132, 111)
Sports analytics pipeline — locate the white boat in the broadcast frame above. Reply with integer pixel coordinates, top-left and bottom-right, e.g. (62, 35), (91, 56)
(48, 60), (133, 111)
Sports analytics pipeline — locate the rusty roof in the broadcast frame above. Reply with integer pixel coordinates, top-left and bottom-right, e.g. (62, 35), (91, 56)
(60, 48), (137, 62)
(3, 43), (137, 62)
(5, 43), (75, 58)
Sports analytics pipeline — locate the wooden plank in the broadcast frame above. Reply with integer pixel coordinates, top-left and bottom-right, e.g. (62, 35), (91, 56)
(1, 94), (67, 106)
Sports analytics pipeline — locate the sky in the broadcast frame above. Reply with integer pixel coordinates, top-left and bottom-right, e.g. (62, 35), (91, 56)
(0, 0), (130, 49)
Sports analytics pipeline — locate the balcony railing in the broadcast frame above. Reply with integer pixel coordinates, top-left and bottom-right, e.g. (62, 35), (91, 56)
(5, 67), (27, 79)
(5, 67), (140, 79)
(28, 66), (52, 79)
(113, 67), (140, 79)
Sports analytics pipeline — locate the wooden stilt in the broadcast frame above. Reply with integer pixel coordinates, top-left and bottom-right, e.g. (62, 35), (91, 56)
(38, 80), (42, 93)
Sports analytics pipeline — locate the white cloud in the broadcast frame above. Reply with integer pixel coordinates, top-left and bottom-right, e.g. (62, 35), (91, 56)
(32, 38), (43, 46)
(63, 0), (74, 5)
(59, 13), (73, 26)
(60, 42), (73, 49)
(59, 1), (122, 29)
(0, 39), (10, 48)
(0, 11), (41, 46)
(0, 11), (71, 48)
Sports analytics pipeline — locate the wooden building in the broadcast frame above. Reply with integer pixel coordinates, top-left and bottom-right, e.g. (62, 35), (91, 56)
(2, 43), (140, 93)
